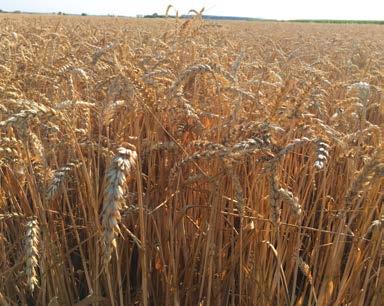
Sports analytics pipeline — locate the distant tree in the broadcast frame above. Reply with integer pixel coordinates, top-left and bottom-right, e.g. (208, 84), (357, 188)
(81, 13), (87, 16)
(144, 13), (164, 18)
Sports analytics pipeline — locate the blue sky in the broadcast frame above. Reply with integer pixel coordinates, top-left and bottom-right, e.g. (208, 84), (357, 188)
(0, 0), (383, 20)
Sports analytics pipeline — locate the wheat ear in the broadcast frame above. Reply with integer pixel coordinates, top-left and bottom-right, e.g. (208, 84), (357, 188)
(24, 217), (39, 292)
(101, 145), (137, 267)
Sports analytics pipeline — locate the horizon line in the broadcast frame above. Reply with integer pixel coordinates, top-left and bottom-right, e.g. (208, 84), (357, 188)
(1, 10), (383, 22)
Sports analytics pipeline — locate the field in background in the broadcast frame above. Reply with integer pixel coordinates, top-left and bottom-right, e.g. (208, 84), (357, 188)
(0, 14), (383, 306)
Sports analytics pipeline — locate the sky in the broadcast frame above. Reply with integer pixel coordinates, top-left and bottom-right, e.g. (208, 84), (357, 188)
(0, 0), (383, 20)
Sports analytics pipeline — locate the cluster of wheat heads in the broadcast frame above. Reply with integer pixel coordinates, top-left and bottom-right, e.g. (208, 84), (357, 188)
(0, 13), (383, 305)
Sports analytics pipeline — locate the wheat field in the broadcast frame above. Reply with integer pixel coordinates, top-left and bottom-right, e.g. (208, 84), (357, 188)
(0, 13), (383, 306)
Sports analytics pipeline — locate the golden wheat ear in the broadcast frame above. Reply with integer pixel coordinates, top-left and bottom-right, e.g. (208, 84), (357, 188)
(101, 145), (137, 268)
(24, 217), (39, 293)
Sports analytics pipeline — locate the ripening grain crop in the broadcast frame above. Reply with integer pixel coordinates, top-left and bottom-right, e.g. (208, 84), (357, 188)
(0, 12), (383, 306)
